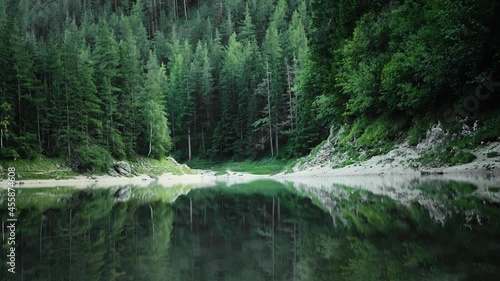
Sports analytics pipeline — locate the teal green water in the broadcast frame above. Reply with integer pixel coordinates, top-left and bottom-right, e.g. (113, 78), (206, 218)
(1, 179), (500, 280)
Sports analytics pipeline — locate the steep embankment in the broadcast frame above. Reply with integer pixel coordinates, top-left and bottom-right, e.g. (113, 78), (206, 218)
(292, 122), (500, 176)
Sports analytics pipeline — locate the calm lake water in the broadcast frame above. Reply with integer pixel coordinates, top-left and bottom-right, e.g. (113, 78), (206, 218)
(1, 177), (500, 280)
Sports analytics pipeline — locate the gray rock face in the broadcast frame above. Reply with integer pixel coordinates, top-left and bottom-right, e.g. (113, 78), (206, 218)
(416, 122), (447, 154)
(114, 161), (132, 175)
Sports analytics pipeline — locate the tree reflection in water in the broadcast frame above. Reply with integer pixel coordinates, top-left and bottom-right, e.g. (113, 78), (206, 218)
(1, 180), (499, 281)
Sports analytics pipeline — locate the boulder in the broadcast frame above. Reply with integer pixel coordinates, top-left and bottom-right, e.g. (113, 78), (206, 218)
(114, 161), (132, 175)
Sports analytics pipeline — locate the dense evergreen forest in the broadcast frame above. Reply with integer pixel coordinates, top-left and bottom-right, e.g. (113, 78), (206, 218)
(0, 0), (499, 164)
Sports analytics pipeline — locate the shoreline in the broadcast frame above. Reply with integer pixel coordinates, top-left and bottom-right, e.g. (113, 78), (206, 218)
(9, 164), (500, 189)
(6, 141), (500, 189)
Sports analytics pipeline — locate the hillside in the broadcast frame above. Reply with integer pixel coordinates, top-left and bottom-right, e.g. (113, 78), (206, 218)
(0, 0), (499, 174)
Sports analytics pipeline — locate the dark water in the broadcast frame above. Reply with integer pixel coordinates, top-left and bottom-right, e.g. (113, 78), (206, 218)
(1, 179), (500, 280)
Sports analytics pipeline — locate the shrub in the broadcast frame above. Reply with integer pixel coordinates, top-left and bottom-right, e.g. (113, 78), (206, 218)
(74, 145), (113, 174)
(487, 151), (499, 158)
(449, 151), (477, 166)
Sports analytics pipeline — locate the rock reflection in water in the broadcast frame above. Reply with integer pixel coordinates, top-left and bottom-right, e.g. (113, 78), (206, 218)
(1, 179), (499, 281)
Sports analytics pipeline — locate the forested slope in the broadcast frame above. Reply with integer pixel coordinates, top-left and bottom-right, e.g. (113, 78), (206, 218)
(0, 0), (499, 170)
(300, 0), (500, 167)
(0, 0), (310, 164)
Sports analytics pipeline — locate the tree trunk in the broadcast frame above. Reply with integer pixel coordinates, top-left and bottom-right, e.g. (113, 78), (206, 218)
(183, 0), (188, 20)
(17, 82), (21, 135)
(173, 0), (177, 19)
(66, 84), (71, 157)
(266, 61), (274, 157)
(286, 59), (294, 130)
(171, 109), (176, 150)
(275, 129), (279, 157)
(148, 121), (153, 157)
(36, 103), (41, 145)
(201, 127), (205, 154)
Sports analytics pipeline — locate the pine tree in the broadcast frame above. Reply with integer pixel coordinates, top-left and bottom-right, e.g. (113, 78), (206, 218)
(140, 51), (172, 158)
(117, 18), (143, 157)
(262, 21), (285, 156)
(93, 20), (125, 158)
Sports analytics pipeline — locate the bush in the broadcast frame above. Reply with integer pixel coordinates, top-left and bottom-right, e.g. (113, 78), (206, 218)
(486, 151), (498, 158)
(74, 145), (113, 174)
(449, 151), (477, 166)
(0, 148), (19, 160)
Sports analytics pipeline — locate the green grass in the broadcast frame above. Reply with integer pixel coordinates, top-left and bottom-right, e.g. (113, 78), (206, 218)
(0, 155), (195, 180)
(187, 158), (290, 175)
(488, 187), (500, 193)
(487, 151), (499, 158)
(0, 156), (78, 180)
(418, 149), (476, 167)
(131, 157), (195, 176)
(449, 151), (477, 166)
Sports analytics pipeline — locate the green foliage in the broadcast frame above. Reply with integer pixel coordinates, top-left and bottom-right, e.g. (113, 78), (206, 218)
(356, 115), (406, 149)
(407, 115), (436, 146)
(418, 149), (477, 167)
(74, 145), (113, 173)
(487, 151), (499, 158)
(2, 0), (500, 170)
(0, 155), (77, 180)
(449, 151), (477, 166)
(300, 0), (500, 164)
(191, 157), (290, 175)
(131, 157), (195, 176)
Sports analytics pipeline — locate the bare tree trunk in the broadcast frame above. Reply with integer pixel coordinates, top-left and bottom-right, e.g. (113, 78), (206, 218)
(37, 104), (41, 145)
(171, 109), (176, 150)
(183, 0), (188, 20)
(173, 0), (177, 19)
(1, 127), (3, 149)
(266, 61), (274, 157)
(275, 129), (279, 157)
(17, 82), (21, 135)
(152, 0), (157, 34)
(148, 121), (153, 157)
(286, 59), (294, 131)
(201, 127), (205, 154)
(66, 84), (71, 157)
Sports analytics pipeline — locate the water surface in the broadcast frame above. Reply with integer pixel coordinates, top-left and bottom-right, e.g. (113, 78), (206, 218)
(1, 177), (500, 280)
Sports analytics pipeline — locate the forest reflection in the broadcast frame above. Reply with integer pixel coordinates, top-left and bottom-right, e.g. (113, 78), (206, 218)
(1, 179), (500, 281)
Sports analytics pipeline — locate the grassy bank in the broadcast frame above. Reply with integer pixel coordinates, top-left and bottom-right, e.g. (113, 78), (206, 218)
(0, 155), (195, 180)
(187, 158), (292, 175)
(0, 157), (78, 180)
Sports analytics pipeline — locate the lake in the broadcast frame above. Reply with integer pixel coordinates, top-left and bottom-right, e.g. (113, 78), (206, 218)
(1, 176), (500, 280)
